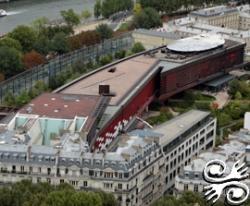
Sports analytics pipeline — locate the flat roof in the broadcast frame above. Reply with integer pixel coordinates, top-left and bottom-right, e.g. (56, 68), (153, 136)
(190, 5), (238, 17)
(60, 55), (158, 106)
(134, 29), (181, 40)
(154, 110), (210, 146)
(19, 93), (106, 119)
(204, 74), (235, 87)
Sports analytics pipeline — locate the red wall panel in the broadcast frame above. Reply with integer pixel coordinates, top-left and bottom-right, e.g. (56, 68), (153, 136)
(96, 78), (156, 149)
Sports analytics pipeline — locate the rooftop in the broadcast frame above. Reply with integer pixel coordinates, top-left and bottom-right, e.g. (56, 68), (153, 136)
(60, 55), (158, 106)
(19, 93), (106, 119)
(154, 110), (210, 146)
(190, 5), (238, 17)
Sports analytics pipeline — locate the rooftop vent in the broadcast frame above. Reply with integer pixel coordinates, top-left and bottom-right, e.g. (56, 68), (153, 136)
(99, 84), (110, 95)
(64, 105), (68, 108)
(51, 98), (56, 101)
(108, 67), (116, 73)
(44, 104), (48, 107)
(26, 106), (33, 114)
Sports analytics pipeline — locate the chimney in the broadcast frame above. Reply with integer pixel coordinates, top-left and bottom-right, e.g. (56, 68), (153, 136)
(99, 84), (110, 95)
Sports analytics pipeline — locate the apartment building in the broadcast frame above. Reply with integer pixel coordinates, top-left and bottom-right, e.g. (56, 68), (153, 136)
(189, 5), (239, 29)
(175, 125), (250, 194)
(0, 106), (216, 206)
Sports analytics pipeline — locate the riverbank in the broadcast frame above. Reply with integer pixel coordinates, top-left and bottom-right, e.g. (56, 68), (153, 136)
(0, 0), (94, 33)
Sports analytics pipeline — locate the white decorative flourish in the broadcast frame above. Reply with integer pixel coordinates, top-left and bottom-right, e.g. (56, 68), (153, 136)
(203, 159), (249, 205)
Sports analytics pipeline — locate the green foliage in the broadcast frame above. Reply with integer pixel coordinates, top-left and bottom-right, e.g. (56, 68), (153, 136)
(131, 42), (145, 54)
(99, 54), (113, 66)
(147, 107), (173, 125)
(94, 0), (102, 18)
(29, 80), (48, 99)
(0, 37), (22, 51)
(9, 25), (37, 52)
(3, 91), (16, 107)
(229, 79), (250, 99)
(0, 46), (23, 78)
(217, 112), (232, 127)
(3, 81), (48, 108)
(114, 50), (126, 59)
(82, 9), (92, 20)
(31, 17), (49, 34)
(60, 9), (80, 27)
(0, 180), (117, 206)
(96, 24), (113, 40)
(33, 35), (50, 55)
(153, 191), (212, 206)
(100, 0), (133, 18)
(133, 3), (142, 15)
(46, 25), (73, 39)
(139, 0), (226, 14)
(15, 91), (32, 107)
(133, 7), (162, 29)
(50, 32), (70, 54)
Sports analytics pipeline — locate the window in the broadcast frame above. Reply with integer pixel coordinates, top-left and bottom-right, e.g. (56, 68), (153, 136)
(12, 165), (16, 173)
(184, 184), (188, 191)
(47, 178), (51, 184)
(65, 168), (69, 175)
(60, 179), (64, 184)
(37, 177), (41, 183)
(104, 183), (113, 189)
(20, 166), (25, 173)
(194, 184), (198, 192)
(47, 168), (51, 175)
(29, 167), (33, 173)
(38, 167), (41, 173)
(118, 183), (123, 190)
(83, 181), (87, 187)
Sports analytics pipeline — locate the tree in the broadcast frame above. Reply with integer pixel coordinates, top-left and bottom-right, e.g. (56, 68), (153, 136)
(131, 42), (145, 53)
(101, 0), (133, 18)
(31, 17), (49, 35)
(9, 25), (37, 52)
(23, 50), (46, 69)
(0, 37), (22, 51)
(3, 92), (16, 107)
(133, 3), (142, 15)
(50, 32), (70, 54)
(33, 35), (50, 54)
(60, 9), (80, 27)
(94, 0), (102, 18)
(96, 24), (113, 40)
(69, 30), (101, 50)
(0, 46), (23, 78)
(15, 91), (31, 107)
(99, 54), (113, 65)
(133, 7), (162, 29)
(82, 10), (91, 20)
(29, 81), (48, 98)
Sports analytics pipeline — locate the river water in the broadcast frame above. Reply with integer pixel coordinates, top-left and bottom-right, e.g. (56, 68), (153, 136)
(0, 0), (95, 34)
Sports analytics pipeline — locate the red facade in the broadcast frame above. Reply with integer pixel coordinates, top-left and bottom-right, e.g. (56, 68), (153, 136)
(95, 46), (245, 150)
(96, 78), (157, 149)
(160, 47), (244, 100)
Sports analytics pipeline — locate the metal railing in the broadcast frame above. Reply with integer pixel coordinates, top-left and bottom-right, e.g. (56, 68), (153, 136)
(0, 32), (133, 103)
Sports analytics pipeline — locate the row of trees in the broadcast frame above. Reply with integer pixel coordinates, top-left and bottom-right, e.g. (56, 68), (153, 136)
(0, 13), (114, 79)
(153, 191), (228, 206)
(0, 180), (117, 206)
(94, 0), (133, 18)
(3, 42), (145, 108)
(139, 0), (227, 14)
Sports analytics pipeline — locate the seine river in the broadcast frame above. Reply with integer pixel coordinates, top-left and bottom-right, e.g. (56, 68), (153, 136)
(0, 0), (95, 34)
